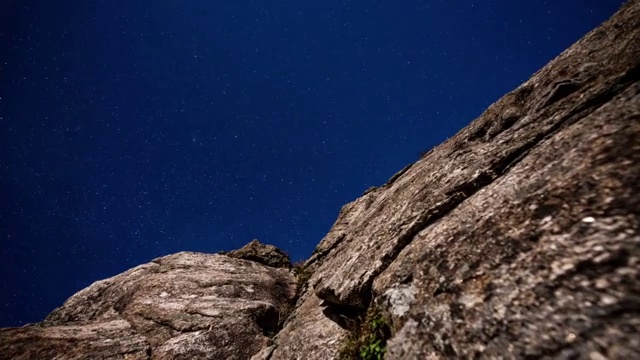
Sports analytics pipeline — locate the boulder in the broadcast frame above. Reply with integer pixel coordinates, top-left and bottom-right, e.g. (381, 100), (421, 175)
(0, 251), (295, 360)
(225, 239), (292, 269)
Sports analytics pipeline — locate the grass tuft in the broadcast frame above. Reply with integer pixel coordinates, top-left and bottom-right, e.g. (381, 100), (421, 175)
(339, 308), (390, 360)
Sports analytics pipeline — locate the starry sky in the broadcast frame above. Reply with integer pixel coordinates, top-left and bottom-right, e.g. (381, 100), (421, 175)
(0, 0), (625, 327)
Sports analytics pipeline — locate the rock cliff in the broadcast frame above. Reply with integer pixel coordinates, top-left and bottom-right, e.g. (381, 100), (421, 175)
(2, 1), (639, 359)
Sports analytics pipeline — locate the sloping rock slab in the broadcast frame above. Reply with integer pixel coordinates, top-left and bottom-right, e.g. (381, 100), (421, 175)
(300, 0), (639, 358)
(311, 0), (640, 313)
(376, 69), (640, 359)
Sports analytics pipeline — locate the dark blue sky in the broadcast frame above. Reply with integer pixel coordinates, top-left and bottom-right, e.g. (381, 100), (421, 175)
(0, 1), (624, 327)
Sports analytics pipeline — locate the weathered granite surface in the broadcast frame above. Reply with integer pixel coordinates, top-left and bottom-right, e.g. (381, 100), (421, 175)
(273, 0), (640, 358)
(0, 252), (295, 360)
(1, 1), (639, 359)
(311, 0), (640, 309)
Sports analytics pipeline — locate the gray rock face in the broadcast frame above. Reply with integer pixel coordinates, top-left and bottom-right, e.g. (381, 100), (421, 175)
(0, 252), (295, 360)
(1, 1), (639, 359)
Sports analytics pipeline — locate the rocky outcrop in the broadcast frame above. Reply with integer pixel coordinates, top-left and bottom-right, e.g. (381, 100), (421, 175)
(0, 252), (295, 359)
(1, 1), (639, 359)
(271, 1), (640, 358)
(225, 239), (292, 269)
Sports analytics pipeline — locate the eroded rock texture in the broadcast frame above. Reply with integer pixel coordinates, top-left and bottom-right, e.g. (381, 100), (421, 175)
(1, 1), (639, 359)
(0, 252), (295, 360)
(271, 0), (640, 358)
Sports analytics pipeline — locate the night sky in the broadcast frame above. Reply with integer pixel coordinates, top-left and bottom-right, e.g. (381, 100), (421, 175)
(0, 1), (625, 327)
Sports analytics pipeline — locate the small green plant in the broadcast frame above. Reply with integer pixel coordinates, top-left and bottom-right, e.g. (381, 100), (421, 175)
(340, 311), (390, 359)
(359, 339), (385, 360)
(358, 317), (387, 360)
